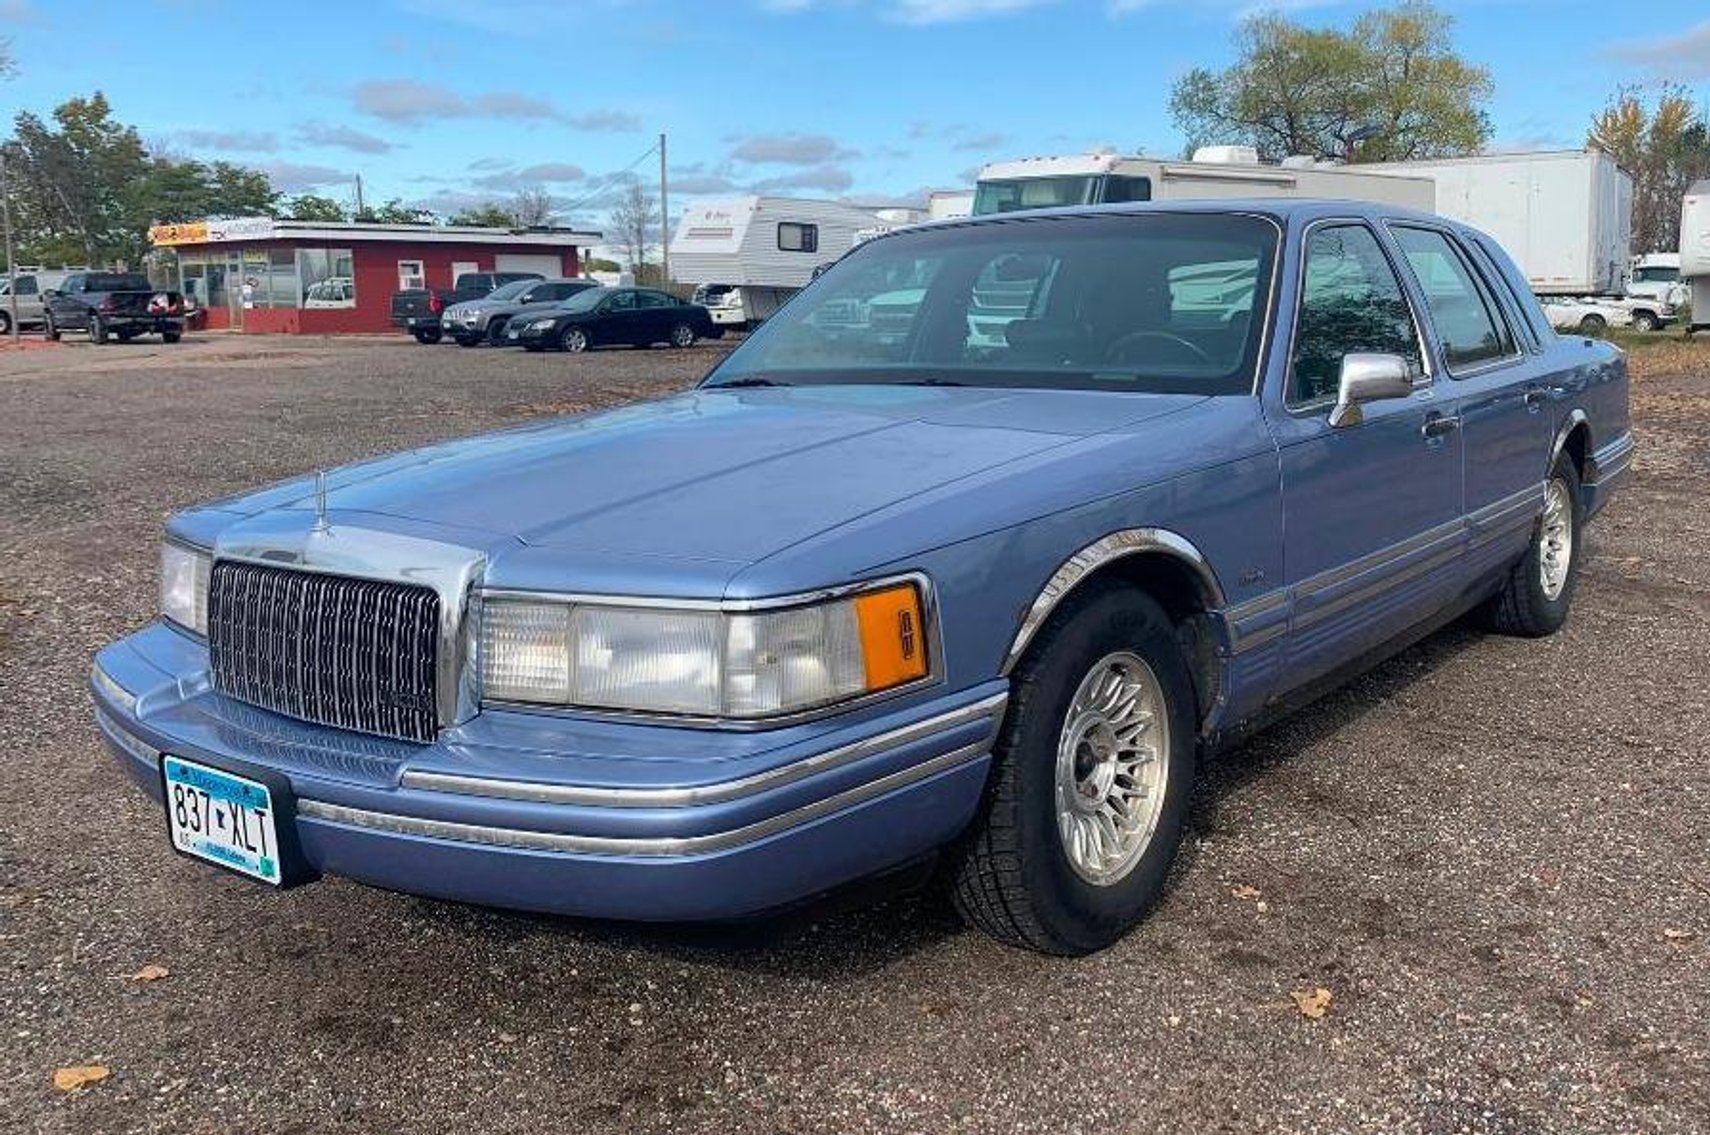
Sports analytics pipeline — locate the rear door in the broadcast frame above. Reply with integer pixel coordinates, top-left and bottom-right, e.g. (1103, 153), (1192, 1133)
(1387, 224), (1548, 578)
(1267, 219), (1465, 686)
(595, 289), (640, 343)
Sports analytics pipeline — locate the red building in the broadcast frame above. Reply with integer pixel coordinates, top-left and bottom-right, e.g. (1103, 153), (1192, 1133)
(148, 217), (601, 334)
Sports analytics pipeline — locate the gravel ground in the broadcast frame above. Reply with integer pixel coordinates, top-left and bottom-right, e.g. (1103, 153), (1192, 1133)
(0, 333), (1705, 1135)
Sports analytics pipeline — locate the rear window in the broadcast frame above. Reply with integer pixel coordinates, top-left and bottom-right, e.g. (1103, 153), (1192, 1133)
(86, 273), (151, 291)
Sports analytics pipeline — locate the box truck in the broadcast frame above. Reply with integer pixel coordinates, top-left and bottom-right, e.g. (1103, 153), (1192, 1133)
(1356, 150), (1633, 296)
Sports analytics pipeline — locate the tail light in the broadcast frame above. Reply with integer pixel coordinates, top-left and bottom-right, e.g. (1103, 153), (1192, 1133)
(99, 295), (117, 312)
(428, 293), (443, 314)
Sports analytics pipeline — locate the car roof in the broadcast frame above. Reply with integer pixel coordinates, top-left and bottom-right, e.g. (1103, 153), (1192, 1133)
(897, 197), (1457, 235)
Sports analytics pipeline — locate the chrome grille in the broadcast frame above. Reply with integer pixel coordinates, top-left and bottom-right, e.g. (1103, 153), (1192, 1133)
(207, 561), (441, 743)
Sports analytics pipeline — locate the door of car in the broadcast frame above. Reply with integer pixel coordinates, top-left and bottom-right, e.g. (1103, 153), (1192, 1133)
(596, 289), (640, 343)
(635, 290), (679, 341)
(1387, 224), (1551, 576)
(1266, 219), (1466, 687)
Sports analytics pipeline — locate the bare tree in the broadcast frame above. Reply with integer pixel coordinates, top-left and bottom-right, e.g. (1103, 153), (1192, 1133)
(512, 187), (554, 228)
(608, 179), (658, 273)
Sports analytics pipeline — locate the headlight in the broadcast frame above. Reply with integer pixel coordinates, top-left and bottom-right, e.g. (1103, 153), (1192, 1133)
(527, 318), (557, 331)
(160, 541), (211, 635)
(480, 580), (931, 720)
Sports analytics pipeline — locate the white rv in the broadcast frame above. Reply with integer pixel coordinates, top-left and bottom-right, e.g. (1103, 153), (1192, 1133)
(972, 148), (1434, 216)
(671, 196), (883, 329)
(1356, 150), (1634, 296)
(1681, 181), (1710, 334)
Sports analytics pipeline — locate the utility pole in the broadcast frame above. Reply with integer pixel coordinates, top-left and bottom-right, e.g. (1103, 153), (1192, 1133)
(1, 147), (18, 345)
(658, 132), (669, 288)
(354, 174), (365, 219)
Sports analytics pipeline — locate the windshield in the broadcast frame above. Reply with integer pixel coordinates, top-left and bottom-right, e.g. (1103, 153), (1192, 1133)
(559, 286), (610, 313)
(486, 279), (537, 301)
(704, 212), (1278, 396)
(973, 176), (1102, 215)
(1634, 266), (1679, 283)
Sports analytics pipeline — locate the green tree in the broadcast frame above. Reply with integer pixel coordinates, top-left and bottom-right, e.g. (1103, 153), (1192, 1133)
(285, 193), (349, 222)
(355, 198), (435, 225)
(1589, 85), (1710, 254)
(448, 202), (517, 227)
(1170, 1), (1492, 163)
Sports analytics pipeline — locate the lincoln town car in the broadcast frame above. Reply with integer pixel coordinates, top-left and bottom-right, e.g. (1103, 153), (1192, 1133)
(91, 201), (1630, 955)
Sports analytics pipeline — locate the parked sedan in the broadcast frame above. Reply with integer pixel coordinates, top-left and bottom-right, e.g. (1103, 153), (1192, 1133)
(507, 286), (720, 352)
(91, 202), (1629, 955)
(440, 278), (600, 346)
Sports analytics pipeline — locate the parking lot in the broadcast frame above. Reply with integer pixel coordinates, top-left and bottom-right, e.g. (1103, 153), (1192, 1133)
(1, 332), (1705, 1134)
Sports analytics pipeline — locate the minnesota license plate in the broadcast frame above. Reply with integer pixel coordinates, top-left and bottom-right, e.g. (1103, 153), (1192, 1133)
(161, 755), (284, 885)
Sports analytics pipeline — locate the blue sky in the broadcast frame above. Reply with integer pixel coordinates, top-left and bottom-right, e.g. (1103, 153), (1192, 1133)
(3, 0), (1708, 229)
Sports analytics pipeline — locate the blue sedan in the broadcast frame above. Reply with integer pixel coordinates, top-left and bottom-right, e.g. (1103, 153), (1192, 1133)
(92, 200), (1630, 954)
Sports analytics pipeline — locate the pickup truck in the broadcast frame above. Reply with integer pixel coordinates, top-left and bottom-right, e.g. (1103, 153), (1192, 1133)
(43, 272), (186, 344)
(0, 271), (66, 335)
(389, 271), (544, 344)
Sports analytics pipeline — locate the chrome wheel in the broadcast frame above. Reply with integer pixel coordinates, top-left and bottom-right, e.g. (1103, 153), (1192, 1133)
(1539, 477), (1574, 600)
(1054, 651), (1170, 887)
(670, 322), (695, 348)
(561, 326), (588, 353)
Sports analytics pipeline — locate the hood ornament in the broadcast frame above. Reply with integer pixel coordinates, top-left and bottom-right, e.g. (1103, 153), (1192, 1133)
(312, 470), (331, 534)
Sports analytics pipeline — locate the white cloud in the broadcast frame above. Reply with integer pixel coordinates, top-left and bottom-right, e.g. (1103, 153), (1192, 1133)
(729, 132), (858, 165)
(1610, 19), (1710, 80)
(350, 80), (640, 130)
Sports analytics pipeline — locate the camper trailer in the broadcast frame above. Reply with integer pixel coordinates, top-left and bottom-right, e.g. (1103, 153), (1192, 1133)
(1682, 182), (1710, 334)
(671, 196), (883, 329)
(1357, 150), (1634, 296)
(972, 148), (1435, 216)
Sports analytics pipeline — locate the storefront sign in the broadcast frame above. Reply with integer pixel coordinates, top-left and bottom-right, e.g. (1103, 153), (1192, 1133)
(148, 216), (278, 247)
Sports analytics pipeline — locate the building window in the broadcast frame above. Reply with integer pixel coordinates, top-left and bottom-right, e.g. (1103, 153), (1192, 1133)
(398, 259), (426, 290)
(300, 249), (356, 309)
(777, 223), (818, 253)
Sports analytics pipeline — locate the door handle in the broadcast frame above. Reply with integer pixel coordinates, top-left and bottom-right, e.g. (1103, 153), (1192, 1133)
(1523, 386), (1550, 408)
(1421, 413), (1461, 440)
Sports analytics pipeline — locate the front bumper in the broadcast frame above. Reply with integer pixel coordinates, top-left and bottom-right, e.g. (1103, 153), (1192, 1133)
(91, 623), (1005, 921)
(709, 308), (746, 326)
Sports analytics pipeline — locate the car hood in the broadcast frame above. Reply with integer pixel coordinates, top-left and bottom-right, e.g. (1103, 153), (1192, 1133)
(209, 384), (1207, 568)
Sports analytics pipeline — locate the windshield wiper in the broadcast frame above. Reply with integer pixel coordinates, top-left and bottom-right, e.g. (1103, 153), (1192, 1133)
(703, 377), (792, 389)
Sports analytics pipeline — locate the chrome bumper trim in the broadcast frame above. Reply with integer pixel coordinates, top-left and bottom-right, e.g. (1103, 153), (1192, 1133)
(402, 691), (1009, 808)
(95, 705), (160, 764)
(91, 662), (139, 715)
(300, 740), (992, 858)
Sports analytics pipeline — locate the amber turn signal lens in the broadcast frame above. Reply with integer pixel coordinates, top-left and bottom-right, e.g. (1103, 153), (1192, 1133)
(854, 584), (928, 691)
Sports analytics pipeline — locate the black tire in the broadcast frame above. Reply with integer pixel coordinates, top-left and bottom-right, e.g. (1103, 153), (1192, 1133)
(412, 328), (442, 345)
(950, 585), (1197, 955)
(1481, 457), (1582, 637)
(486, 317), (510, 345)
(43, 314), (60, 341)
(88, 314), (108, 345)
(161, 331), (182, 344)
(560, 325), (589, 353)
(1577, 313), (1607, 333)
(454, 334), (482, 348)
(1630, 311), (1660, 333)
(0, 310), (10, 336)
(669, 322), (697, 348)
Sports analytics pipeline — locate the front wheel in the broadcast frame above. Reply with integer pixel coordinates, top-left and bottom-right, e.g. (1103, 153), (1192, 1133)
(1481, 458), (1581, 637)
(88, 314), (108, 345)
(669, 322), (697, 348)
(559, 326), (589, 353)
(1577, 313), (1607, 334)
(0, 310), (10, 336)
(1630, 311), (1660, 333)
(951, 586), (1197, 955)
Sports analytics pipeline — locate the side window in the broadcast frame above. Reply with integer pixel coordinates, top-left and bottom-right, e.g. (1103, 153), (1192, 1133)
(778, 222), (818, 253)
(1464, 238), (1541, 351)
(398, 260), (426, 291)
(636, 291), (672, 309)
(1290, 224), (1423, 406)
(1102, 175), (1152, 204)
(16, 276), (38, 296)
(1388, 226), (1518, 373)
(605, 291), (636, 311)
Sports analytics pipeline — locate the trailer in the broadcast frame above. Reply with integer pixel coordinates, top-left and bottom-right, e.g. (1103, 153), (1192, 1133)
(1356, 150), (1633, 296)
(972, 148), (1435, 216)
(1682, 181), (1710, 334)
(670, 196), (883, 329)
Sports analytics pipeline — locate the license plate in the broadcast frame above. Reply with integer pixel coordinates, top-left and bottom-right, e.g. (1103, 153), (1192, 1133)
(161, 755), (285, 885)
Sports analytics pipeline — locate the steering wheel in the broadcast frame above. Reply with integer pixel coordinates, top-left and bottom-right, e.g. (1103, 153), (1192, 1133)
(1103, 330), (1213, 368)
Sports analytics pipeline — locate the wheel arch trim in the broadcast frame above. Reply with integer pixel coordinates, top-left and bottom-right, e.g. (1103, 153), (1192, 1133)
(1548, 408), (1591, 477)
(1000, 528), (1228, 676)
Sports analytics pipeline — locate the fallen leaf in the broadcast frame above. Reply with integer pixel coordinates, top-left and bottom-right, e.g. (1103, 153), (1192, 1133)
(1291, 988), (1332, 1020)
(53, 1065), (110, 1092)
(1662, 928), (1695, 942)
(128, 964), (170, 983)
(1231, 884), (1262, 901)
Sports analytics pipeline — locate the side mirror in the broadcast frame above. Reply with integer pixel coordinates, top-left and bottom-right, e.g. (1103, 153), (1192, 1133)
(1329, 353), (1414, 428)
(43, 289), (60, 300)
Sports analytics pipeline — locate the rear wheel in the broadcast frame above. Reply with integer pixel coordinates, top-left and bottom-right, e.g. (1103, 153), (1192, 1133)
(412, 328), (442, 345)
(560, 325), (589, 353)
(1481, 457), (1581, 637)
(669, 322), (697, 349)
(951, 586), (1196, 955)
(88, 314), (108, 345)
(161, 331), (182, 344)
(1577, 313), (1607, 334)
(0, 311), (11, 336)
(486, 317), (510, 345)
